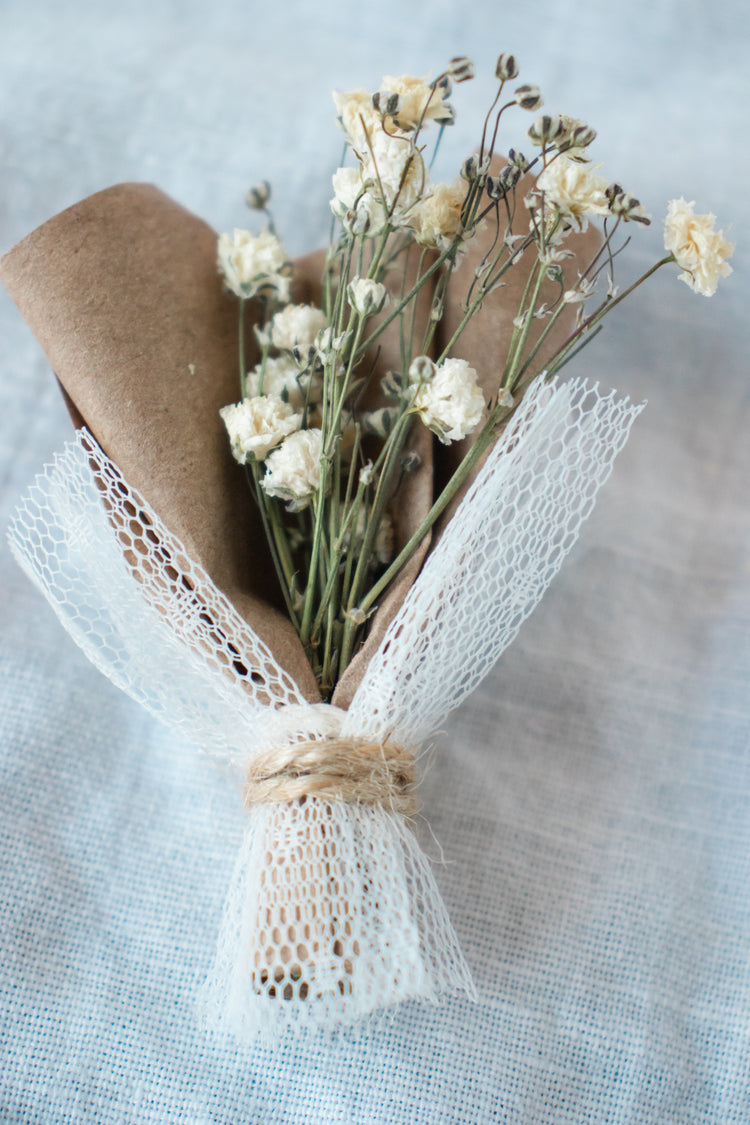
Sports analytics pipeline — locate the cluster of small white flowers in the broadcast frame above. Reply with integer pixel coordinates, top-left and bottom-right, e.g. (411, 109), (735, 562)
(664, 198), (734, 297)
(217, 227), (290, 302)
(376, 74), (452, 131)
(409, 181), (467, 250)
(267, 304), (329, 352)
(330, 74), (449, 233)
(261, 428), (325, 510)
(411, 356), (485, 444)
(347, 276), (388, 316)
(244, 355), (311, 408)
(219, 395), (301, 463)
(535, 157), (610, 231)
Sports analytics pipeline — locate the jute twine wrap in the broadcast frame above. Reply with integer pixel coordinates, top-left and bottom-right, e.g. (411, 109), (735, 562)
(244, 736), (417, 819)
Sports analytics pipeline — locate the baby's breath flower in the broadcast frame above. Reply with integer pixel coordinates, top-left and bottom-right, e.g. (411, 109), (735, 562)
(217, 228), (290, 302)
(408, 355), (436, 385)
(378, 73), (453, 129)
(606, 184), (651, 225)
(261, 428), (325, 510)
(412, 356), (485, 444)
(359, 461), (375, 487)
(556, 118), (597, 160)
(562, 277), (596, 303)
(410, 180), (468, 250)
(495, 53), (519, 81)
(332, 88), (381, 146)
(486, 163), (522, 201)
(461, 153), (491, 183)
(536, 156), (609, 230)
(508, 148), (530, 171)
(245, 356), (317, 409)
(527, 114), (567, 147)
(514, 84), (544, 111)
(330, 167), (388, 235)
(220, 394), (301, 463)
(347, 276), (389, 316)
(664, 198), (734, 297)
(268, 304), (329, 352)
(315, 326), (349, 359)
(446, 56), (475, 83)
(245, 181), (271, 210)
(363, 131), (427, 218)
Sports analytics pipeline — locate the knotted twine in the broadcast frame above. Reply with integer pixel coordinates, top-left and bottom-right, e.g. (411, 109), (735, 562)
(244, 735), (417, 818)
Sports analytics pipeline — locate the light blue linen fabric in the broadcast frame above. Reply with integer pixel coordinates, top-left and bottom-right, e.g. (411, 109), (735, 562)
(1, 1), (748, 1121)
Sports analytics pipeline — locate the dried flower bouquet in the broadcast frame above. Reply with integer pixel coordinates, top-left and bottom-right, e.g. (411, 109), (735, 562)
(3, 53), (733, 1038)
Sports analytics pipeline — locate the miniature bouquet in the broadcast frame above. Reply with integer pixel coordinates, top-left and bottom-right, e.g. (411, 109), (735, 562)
(2, 53), (733, 1038)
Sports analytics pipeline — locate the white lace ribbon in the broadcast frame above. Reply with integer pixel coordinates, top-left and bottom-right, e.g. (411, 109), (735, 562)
(7, 373), (644, 1037)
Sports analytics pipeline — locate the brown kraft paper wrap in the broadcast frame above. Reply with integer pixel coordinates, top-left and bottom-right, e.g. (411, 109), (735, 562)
(0, 183), (435, 706)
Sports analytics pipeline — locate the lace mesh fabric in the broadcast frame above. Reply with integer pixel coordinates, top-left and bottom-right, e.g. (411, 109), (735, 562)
(7, 374), (643, 1037)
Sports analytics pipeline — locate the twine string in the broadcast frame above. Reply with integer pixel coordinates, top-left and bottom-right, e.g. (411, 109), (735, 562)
(243, 736), (417, 818)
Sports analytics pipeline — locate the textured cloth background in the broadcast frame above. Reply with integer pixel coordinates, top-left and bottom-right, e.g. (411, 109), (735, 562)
(1, 1), (748, 1121)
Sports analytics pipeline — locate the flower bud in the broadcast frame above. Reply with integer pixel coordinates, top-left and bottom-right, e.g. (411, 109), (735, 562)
(400, 450), (422, 474)
(545, 263), (564, 284)
(495, 53), (520, 81)
(342, 207), (372, 236)
(487, 163), (522, 200)
(347, 276), (388, 316)
(372, 90), (402, 118)
(606, 185), (651, 225)
(570, 123), (597, 149)
(514, 84), (544, 111)
(486, 176), (506, 201)
(508, 148), (530, 172)
(527, 114), (566, 146)
(245, 180), (272, 210)
(362, 406), (397, 438)
(447, 56), (475, 83)
(408, 355), (436, 385)
(461, 153), (491, 183)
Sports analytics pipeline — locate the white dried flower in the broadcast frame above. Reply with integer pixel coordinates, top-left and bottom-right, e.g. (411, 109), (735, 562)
(332, 88), (382, 146)
(217, 228), (290, 302)
(330, 166), (388, 236)
(378, 73), (453, 129)
(261, 428), (324, 510)
(219, 394), (301, 463)
(664, 198), (734, 297)
(268, 304), (329, 352)
(347, 276), (389, 316)
(364, 131), (427, 219)
(359, 461), (375, 487)
(244, 355), (316, 409)
(536, 157), (609, 230)
(563, 277), (596, 303)
(412, 356), (485, 444)
(410, 180), (468, 250)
